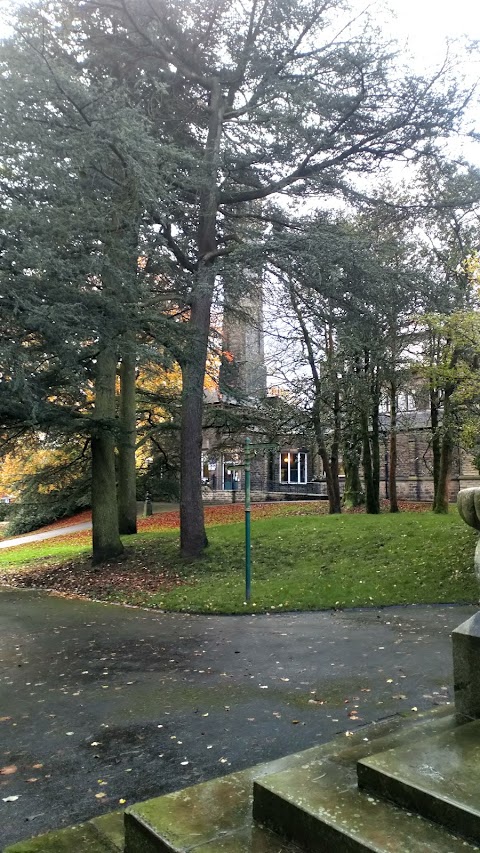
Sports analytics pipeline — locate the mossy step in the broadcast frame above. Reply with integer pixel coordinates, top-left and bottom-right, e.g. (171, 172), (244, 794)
(357, 718), (480, 844)
(124, 710), (457, 853)
(90, 811), (125, 850)
(124, 771), (302, 852)
(253, 756), (480, 852)
(3, 821), (120, 853)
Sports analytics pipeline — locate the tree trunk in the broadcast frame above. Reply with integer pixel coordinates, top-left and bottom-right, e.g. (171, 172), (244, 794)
(289, 294), (340, 513)
(371, 388), (381, 513)
(343, 458), (364, 507)
(342, 393), (364, 508)
(314, 429), (341, 513)
(118, 338), (137, 535)
(361, 408), (379, 514)
(310, 384), (341, 514)
(179, 80), (224, 557)
(179, 265), (213, 556)
(327, 322), (342, 513)
(433, 390), (453, 514)
(91, 347), (124, 565)
(329, 387), (342, 513)
(430, 384), (441, 506)
(389, 381), (399, 512)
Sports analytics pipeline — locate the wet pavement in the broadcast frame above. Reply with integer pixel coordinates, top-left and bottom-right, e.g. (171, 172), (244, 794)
(0, 588), (476, 850)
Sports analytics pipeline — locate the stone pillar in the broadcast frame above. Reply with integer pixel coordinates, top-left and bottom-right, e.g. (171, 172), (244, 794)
(453, 488), (480, 722)
(453, 612), (480, 722)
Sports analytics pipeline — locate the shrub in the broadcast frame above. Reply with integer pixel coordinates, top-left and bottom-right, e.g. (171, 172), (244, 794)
(6, 458), (90, 535)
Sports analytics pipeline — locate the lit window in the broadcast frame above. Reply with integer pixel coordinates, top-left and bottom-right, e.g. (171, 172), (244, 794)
(280, 451), (307, 484)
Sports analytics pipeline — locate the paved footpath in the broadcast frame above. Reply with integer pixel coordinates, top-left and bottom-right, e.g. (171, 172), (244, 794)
(0, 523), (92, 550)
(0, 588), (475, 850)
(0, 503), (179, 550)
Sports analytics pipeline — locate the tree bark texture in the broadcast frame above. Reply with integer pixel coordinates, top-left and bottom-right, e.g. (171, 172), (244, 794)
(389, 381), (399, 512)
(91, 347), (124, 565)
(118, 338), (137, 535)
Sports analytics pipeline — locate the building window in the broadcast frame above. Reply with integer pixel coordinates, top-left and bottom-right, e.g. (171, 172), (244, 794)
(280, 451), (307, 484)
(201, 452), (210, 485)
(223, 453), (241, 491)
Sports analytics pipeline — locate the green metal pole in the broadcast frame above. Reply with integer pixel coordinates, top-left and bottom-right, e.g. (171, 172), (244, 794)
(245, 436), (251, 602)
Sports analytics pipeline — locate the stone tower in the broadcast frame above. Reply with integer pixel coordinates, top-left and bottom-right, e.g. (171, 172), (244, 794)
(219, 273), (267, 400)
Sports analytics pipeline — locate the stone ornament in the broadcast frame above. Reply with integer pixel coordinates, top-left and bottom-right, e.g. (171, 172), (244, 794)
(457, 487), (480, 531)
(457, 487), (480, 583)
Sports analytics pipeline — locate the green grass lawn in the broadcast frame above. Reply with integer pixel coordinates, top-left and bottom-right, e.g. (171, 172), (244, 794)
(0, 509), (478, 614)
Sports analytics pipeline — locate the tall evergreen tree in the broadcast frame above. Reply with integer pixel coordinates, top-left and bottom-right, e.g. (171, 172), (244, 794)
(1, 0), (473, 557)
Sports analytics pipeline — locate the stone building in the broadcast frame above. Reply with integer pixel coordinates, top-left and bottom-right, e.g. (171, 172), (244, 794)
(202, 289), (480, 503)
(201, 282), (321, 502)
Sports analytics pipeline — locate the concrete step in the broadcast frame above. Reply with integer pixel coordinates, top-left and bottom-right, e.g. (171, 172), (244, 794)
(124, 770), (302, 852)
(124, 710), (464, 853)
(253, 754), (480, 852)
(357, 718), (480, 844)
(90, 811), (125, 850)
(3, 820), (122, 853)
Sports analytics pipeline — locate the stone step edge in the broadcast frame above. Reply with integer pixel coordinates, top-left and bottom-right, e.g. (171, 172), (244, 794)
(357, 758), (480, 844)
(2, 821), (121, 853)
(123, 710), (455, 853)
(252, 767), (480, 853)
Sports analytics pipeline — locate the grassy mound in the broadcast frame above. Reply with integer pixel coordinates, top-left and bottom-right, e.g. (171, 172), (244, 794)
(0, 505), (477, 613)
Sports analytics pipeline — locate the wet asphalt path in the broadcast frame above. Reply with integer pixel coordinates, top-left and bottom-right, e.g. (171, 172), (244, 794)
(0, 588), (476, 849)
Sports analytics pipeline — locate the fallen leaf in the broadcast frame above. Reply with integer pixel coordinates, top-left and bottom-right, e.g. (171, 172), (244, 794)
(0, 717), (11, 723)
(2, 795), (20, 802)
(119, 798), (126, 804)
(0, 765), (17, 776)
(95, 792), (106, 799)
(25, 778), (38, 783)
(32, 764), (43, 770)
